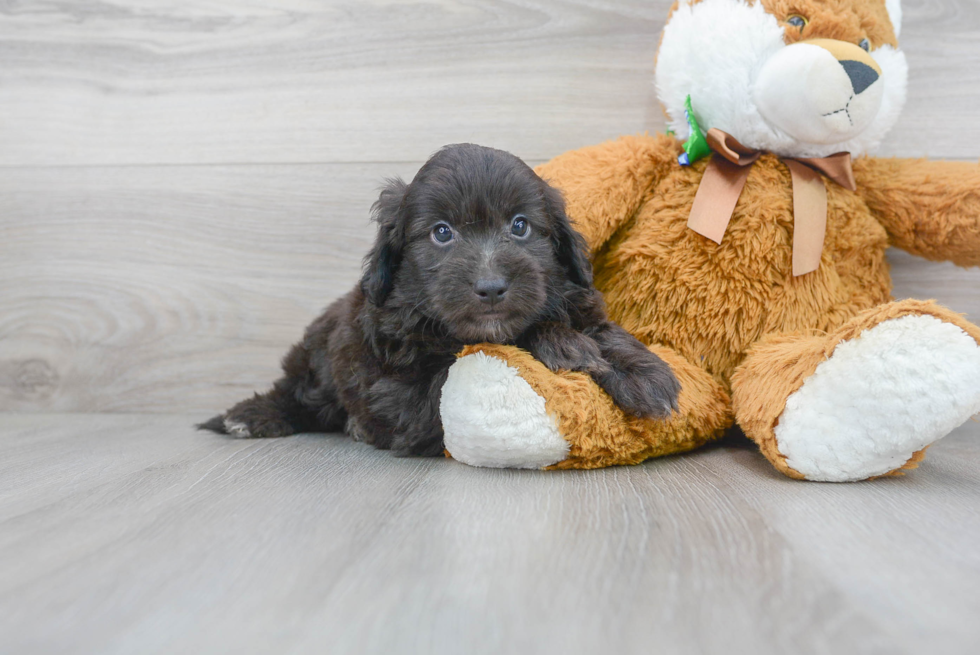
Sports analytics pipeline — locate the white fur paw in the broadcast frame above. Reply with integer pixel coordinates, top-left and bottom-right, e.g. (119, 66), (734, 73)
(223, 419), (252, 438)
(776, 315), (980, 482)
(440, 352), (570, 469)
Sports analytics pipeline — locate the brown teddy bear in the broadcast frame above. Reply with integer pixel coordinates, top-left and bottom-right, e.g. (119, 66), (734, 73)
(438, 0), (980, 481)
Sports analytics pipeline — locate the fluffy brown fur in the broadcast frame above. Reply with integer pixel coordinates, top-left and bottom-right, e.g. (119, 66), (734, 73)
(510, 131), (980, 473)
(512, 143), (980, 473)
(465, 0), (980, 475)
(458, 341), (731, 470)
(200, 144), (679, 456)
(731, 299), (980, 478)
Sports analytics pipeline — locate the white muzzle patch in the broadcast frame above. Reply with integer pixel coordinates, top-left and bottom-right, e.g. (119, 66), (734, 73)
(753, 41), (884, 145)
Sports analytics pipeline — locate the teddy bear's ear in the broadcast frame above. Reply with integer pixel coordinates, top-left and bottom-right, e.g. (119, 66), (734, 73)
(885, 0), (902, 37)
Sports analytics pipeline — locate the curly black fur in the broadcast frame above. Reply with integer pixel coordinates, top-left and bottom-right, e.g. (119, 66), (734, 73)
(199, 144), (680, 456)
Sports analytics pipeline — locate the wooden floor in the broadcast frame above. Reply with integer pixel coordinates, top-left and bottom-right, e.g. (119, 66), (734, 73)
(3, 1), (980, 653)
(1, 415), (979, 654)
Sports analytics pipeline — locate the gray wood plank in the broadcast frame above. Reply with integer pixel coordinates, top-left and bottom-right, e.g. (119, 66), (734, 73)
(0, 0), (666, 166)
(0, 0), (978, 166)
(1, 412), (944, 655)
(2, 165), (979, 414)
(0, 414), (438, 654)
(1, 3), (978, 654)
(696, 418), (980, 655)
(0, 163), (419, 414)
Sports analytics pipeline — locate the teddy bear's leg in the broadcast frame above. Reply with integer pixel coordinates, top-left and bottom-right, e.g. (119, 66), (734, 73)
(440, 343), (732, 469)
(731, 300), (980, 482)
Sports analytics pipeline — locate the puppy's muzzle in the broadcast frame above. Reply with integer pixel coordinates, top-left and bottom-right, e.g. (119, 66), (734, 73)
(474, 277), (509, 307)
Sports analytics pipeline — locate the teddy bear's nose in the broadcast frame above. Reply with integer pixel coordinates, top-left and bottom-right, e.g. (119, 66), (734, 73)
(840, 60), (879, 95)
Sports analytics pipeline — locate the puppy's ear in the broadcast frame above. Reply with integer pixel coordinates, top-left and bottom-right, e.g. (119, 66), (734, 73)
(361, 177), (410, 306)
(544, 183), (593, 288)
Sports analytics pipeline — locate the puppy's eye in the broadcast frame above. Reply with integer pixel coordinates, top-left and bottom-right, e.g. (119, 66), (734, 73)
(859, 38), (871, 52)
(511, 215), (530, 238)
(431, 223), (454, 244)
(786, 15), (807, 30)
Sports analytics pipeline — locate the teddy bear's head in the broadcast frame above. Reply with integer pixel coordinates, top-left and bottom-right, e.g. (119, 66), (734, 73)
(655, 0), (907, 158)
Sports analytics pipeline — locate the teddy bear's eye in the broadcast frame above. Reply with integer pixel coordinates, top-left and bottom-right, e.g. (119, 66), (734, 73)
(786, 15), (808, 30)
(859, 38), (871, 52)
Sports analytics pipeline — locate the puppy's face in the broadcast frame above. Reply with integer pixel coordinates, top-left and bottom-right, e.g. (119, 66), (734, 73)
(361, 144), (592, 343)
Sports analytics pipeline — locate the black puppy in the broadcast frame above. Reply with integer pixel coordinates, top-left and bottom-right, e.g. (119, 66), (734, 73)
(200, 144), (679, 456)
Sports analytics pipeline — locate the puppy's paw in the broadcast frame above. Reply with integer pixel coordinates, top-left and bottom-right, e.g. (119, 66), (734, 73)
(207, 393), (298, 439)
(223, 419), (252, 438)
(598, 356), (681, 419)
(197, 414), (256, 438)
(345, 416), (368, 443)
(589, 323), (681, 419)
(523, 324), (607, 375)
(223, 411), (294, 439)
(196, 414), (229, 434)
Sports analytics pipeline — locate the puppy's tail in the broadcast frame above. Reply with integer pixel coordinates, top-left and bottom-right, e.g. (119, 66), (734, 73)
(196, 414), (228, 434)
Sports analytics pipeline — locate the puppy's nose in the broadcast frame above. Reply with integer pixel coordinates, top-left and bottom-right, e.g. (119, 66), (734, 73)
(474, 278), (509, 306)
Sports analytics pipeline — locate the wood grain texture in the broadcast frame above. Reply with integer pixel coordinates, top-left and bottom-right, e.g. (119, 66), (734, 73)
(2, 3), (979, 653)
(3, 413), (978, 654)
(0, 163), (414, 413)
(0, 0), (978, 166)
(2, 0), (979, 415)
(2, 164), (979, 414)
(0, 0), (666, 166)
(697, 424), (980, 655)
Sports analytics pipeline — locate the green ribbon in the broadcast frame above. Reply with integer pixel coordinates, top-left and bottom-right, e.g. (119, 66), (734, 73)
(678, 95), (711, 166)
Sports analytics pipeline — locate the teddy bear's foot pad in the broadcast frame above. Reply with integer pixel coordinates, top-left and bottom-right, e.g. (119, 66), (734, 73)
(440, 352), (570, 469)
(776, 315), (980, 481)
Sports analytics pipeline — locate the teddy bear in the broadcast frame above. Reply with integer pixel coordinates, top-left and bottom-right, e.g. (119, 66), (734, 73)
(437, 0), (980, 481)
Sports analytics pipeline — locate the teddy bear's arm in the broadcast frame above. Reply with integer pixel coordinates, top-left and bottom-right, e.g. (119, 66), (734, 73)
(534, 134), (680, 253)
(853, 157), (980, 267)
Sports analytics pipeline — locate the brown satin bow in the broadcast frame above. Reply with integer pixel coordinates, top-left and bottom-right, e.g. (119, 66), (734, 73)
(687, 128), (857, 276)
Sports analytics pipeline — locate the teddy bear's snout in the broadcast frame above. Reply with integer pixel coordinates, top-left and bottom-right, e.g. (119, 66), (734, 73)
(840, 60), (879, 95)
(753, 38), (884, 146)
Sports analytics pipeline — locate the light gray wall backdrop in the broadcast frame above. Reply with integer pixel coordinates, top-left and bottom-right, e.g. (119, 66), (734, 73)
(2, 0), (979, 415)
